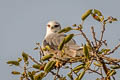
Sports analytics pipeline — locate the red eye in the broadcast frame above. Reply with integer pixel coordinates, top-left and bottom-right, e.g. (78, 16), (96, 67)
(47, 24), (50, 27)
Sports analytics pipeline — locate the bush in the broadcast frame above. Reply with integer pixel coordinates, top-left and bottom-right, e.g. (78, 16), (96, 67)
(7, 9), (120, 80)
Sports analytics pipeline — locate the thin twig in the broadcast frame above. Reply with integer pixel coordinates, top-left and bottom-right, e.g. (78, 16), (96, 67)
(102, 40), (107, 47)
(79, 29), (92, 47)
(28, 55), (41, 65)
(91, 26), (97, 46)
(54, 68), (60, 80)
(70, 64), (74, 80)
(109, 43), (120, 54)
(74, 33), (81, 36)
(99, 54), (120, 62)
(95, 53), (109, 78)
(40, 46), (44, 56)
(50, 71), (61, 78)
(112, 75), (115, 80)
(100, 68), (104, 78)
(24, 64), (29, 80)
(104, 61), (120, 66)
(98, 22), (106, 50)
(100, 23), (105, 41)
(88, 68), (102, 76)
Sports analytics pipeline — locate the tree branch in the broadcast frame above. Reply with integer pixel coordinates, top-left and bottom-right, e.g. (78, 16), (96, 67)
(109, 43), (120, 54)
(91, 26), (97, 46)
(79, 29), (92, 48)
(28, 55), (41, 65)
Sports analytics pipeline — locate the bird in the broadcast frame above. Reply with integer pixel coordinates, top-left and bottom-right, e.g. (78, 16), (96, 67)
(42, 21), (83, 61)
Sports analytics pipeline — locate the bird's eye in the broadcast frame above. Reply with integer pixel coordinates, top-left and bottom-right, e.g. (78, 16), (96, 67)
(54, 25), (59, 27)
(47, 24), (50, 27)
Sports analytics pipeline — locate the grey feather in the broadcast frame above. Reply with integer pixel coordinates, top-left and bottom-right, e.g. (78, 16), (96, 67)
(42, 33), (81, 50)
(42, 33), (83, 57)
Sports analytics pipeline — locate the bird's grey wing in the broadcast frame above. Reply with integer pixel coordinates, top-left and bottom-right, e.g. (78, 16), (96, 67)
(42, 34), (57, 50)
(42, 33), (84, 57)
(42, 33), (76, 50)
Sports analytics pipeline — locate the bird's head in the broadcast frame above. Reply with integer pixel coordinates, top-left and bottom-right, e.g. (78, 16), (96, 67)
(46, 21), (61, 34)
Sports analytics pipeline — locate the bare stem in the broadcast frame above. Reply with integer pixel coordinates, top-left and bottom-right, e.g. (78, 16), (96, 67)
(40, 46), (44, 56)
(100, 68), (104, 78)
(79, 29), (92, 47)
(100, 23), (105, 41)
(99, 54), (120, 62)
(97, 22), (106, 50)
(91, 26), (97, 46)
(88, 68), (102, 76)
(109, 43), (120, 54)
(54, 68), (60, 80)
(24, 64), (29, 80)
(95, 54), (109, 78)
(50, 71), (61, 79)
(28, 55), (41, 65)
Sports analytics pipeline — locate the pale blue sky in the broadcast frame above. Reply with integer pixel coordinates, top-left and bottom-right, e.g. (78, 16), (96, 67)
(0, 0), (120, 80)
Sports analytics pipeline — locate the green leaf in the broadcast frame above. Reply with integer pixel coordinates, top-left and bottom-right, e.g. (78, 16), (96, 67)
(28, 71), (34, 80)
(58, 39), (65, 50)
(32, 64), (41, 69)
(58, 34), (74, 50)
(107, 70), (116, 77)
(86, 42), (92, 52)
(58, 27), (72, 33)
(96, 78), (100, 80)
(34, 47), (39, 50)
(42, 45), (51, 51)
(44, 61), (56, 73)
(36, 42), (40, 46)
(45, 45), (51, 50)
(94, 9), (102, 16)
(83, 44), (89, 59)
(81, 9), (92, 21)
(41, 54), (53, 61)
(22, 52), (28, 62)
(108, 16), (118, 22)
(34, 72), (45, 80)
(32, 71), (37, 75)
(72, 24), (77, 27)
(59, 77), (67, 80)
(11, 71), (20, 75)
(99, 49), (110, 54)
(73, 64), (85, 72)
(17, 58), (22, 62)
(20, 77), (24, 80)
(93, 62), (102, 67)
(112, 18), (118, 21)
(64, 34), (74, 44)
(75, 70), (86, 80)
(78, 24), (83, 30)
(7, 61), (19, 66)
(67, 72), (73, 80)
(110, 65), (120, 69)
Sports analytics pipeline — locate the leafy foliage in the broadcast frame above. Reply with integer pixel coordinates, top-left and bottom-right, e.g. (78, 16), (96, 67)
(7, 9), (120, 80)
